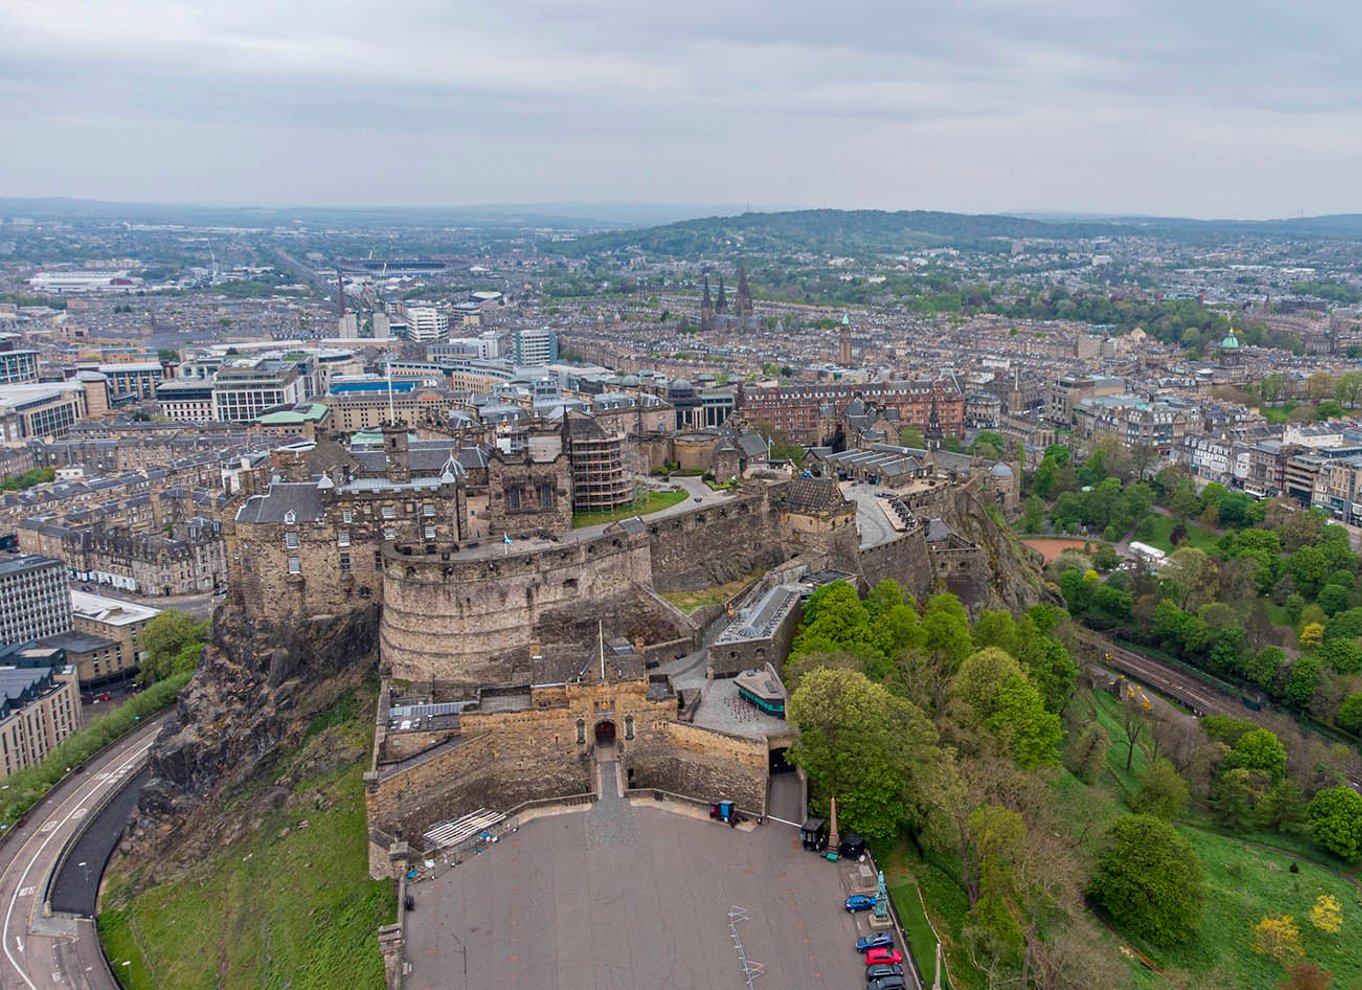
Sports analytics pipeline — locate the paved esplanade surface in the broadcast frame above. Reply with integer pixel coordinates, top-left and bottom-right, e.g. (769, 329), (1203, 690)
(0, 719), (161, 990)
(406, 771), (878, 989)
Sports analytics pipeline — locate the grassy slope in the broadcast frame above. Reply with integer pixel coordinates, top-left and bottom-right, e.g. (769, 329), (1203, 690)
(893, 689), (1360, 990)
(571, 488), (687, 528)
(659, 568), (766, 613)
(98, 691), (394, 990)
(1085, 690), (1360, 987)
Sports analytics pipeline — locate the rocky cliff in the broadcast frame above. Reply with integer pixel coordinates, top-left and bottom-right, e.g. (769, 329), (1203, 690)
(122, 605), (380, 876)
(943, 487), (1054, 613)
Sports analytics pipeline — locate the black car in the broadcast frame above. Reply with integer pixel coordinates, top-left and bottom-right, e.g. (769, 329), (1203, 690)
(865, 963), (904, 980)
(866, 977), (907, 990)
(403, 894), (415, 912)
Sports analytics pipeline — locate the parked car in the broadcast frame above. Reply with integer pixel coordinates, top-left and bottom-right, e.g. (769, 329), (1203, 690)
(865, 963), (905, 979)
(866, 976), (907, 990)
(856, 932), (894, 953)
(844, 894), (877, 913)
(864, 947), (904, 967)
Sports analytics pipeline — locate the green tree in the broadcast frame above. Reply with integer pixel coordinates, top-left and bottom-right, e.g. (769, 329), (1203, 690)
(899, 424), (925, 449)
(954, 649), (1064, 768)
(1131, 758), (1190, 820)
(1286, 655), (1325, 710)
(1089, 815), (1206, 946)
(1225, 728), (1288, 781)
(786, 667), (940, 840)
(1307, 787), (1362, 861)
(139, 610), (208, 684)
(1317, 638), (1362, 675)
(1336, 692), (1362, 733)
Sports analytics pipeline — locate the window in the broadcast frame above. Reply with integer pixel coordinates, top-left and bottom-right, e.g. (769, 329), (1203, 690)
(337, 530), (350, 548)
(507, 487), (521, 512)
(342, 509), (352, 524)
(284, 531), (299, 549)
(423, 503), (435, 517)
(339, 552), (351, 574)
(383, 527), (396, 541)
(382, 505), (396, 520)
(287, 556), (301, 575)
(374, 551), (383, 570)
(539, 483), (553, 510)
(424, 526), (436, 540)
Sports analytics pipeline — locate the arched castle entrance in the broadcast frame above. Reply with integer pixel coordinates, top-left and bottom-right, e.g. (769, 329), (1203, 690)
(595, 720), (617, 745)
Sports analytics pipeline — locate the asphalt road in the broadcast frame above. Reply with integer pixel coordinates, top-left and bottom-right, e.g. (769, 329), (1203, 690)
(0, 719), (162, 990)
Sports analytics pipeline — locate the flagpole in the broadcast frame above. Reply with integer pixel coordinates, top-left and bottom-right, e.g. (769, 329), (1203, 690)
(598, 619), (605, 681)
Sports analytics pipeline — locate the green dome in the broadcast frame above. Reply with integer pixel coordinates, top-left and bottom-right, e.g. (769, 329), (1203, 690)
(1220, 333), (1240, 349)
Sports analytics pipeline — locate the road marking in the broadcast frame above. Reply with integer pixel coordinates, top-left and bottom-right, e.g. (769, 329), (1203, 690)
(2, 733), (156, 990)
(16, 888), (32, 898)
(69, 809), (87, 820)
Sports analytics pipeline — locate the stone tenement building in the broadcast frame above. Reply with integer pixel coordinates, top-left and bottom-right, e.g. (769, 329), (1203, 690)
(737, 377), (966, 444)
(19, 515), (227, 596)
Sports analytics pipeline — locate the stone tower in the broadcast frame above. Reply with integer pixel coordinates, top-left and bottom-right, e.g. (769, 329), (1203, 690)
(383, 421), (411, 484)
(715, 276), (729, 316)
(838, 313), (853, 366)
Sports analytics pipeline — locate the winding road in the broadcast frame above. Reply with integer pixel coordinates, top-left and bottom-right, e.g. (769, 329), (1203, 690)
(0, 719), (161, 990)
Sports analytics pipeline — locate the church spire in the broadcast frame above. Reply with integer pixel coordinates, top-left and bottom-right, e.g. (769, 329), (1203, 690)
(925, 391), (943, 451)
(736, 261), (753, 320)
(715, 276), (729, 315)
(700, 274), (715, 332)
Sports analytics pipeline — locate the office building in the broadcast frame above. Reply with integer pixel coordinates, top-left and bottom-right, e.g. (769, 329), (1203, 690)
(70, 589), (162, 681)
(0, 336), (39, 385)
(155, 379), (216, 422)
(514, 328), (559, 367)
(0, 382), (88, 441)
(404, 307), (450, 344)
(212, 360), (306, 423)
(0, 556), (72, 647)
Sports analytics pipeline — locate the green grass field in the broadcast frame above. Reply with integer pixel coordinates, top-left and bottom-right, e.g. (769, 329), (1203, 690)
(659, 568), (766, 613)
(98, 691), (394, 990)
(571, 488), (687, 528)
(1138, 515), (1221, 553)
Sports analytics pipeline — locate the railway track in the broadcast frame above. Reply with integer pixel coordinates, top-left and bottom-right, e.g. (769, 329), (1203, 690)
(1097, 644), (1242, 718)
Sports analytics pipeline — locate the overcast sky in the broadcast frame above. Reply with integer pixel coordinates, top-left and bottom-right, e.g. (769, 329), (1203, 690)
(2, 0), (1359, 218)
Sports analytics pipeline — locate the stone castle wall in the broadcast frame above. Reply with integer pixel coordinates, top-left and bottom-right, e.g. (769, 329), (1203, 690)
(380, 531), (654, 692)
(626, 721), (769, 814)
(858, 529), (934, 601)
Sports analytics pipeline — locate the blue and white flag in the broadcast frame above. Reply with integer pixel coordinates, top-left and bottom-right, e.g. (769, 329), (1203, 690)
(504, 533), (513, 545)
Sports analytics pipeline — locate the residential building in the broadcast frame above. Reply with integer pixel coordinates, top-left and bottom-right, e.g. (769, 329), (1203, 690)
(1045, 375), (1125, 426)
(0, 555), (72, 647)
(0, 659), (81, 778)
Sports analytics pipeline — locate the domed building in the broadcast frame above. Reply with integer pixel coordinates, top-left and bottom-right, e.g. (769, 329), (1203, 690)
(1219, 327), (1242, 366)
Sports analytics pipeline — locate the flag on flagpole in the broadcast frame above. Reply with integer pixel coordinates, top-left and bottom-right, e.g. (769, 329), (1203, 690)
(504, 533), (513, 545)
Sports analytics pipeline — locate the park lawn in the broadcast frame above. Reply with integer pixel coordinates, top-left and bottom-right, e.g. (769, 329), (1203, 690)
(571, 488), (687, 528)
(98, 697), (394, 990)
(1139, 515), (1220, 553)
(1121, 826), (1362, 989)
(659, 568), (765, 613)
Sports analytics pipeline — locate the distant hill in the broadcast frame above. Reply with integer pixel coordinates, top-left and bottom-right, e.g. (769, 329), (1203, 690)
(553, 208), (1362, 257)
(553, 208), (1127, 257)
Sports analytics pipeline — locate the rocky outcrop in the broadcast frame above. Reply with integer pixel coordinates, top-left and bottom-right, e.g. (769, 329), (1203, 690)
(122, 604), (380, 875)
(942, 487), (1054, 613)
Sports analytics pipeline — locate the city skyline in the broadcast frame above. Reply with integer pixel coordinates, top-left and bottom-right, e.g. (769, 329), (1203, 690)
(2, 0), (1360, 218)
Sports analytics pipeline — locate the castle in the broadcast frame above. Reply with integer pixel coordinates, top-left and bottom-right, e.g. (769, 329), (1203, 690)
(222, 417), (1012, 878)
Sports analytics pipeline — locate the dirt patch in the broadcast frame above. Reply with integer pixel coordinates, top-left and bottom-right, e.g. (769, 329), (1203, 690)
(1023, 538), (1091, 564)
